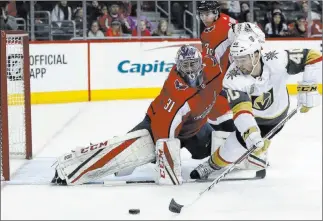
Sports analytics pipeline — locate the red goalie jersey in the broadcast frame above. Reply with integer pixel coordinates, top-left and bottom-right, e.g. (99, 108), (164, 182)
(147, 57), (223, 143)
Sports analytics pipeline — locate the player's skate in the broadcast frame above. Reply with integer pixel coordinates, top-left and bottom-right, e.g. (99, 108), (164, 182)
(190, 158), (222, 180)
(235, 150), (269, 170)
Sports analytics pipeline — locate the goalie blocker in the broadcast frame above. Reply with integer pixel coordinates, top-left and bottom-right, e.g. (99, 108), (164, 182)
(51, 129), (183, 186)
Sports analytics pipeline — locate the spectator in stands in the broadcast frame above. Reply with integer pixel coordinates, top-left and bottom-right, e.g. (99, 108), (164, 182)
(240, 2), (249, 14)
(311, 20), (322, 37)
(51, 1), (72, 27)
(16, 1), (42, 21)
(108, 1), (121, 19)
(238, 2), (249, 22)
(157, 1), (192, 29)
(219, 0), (240, 19)
(88, 20), (104, 38)
(106, 18), (123, 37)
(87, 1), (101, 29)
(300, 1), (321, 20)
(98, 4), (109, 32)
(240, 10), (264, 31)
(126, 4), (153, 32)
(227, 1), (241, 19)
(132, 20), (151, 37)
(119, 1), (131, 17)
(265, 10), (288, 37)
(265, 2), (286, 25)
(73, 7), (83, 30)
(152, 19), (171, 36)
(100, 1), (131, 34)
(288, 15), (307, 37)
(6, 0), (16, 17)
(0, 1), (17, 30)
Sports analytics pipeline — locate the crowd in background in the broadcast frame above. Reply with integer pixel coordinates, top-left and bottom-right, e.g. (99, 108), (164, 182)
(0, 0), (321, 40)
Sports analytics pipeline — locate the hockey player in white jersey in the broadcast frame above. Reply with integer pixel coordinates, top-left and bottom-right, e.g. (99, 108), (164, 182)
(190, 33), (322, 180)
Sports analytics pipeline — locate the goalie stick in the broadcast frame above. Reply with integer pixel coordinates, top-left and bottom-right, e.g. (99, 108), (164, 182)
(101, 168), (266, 185)
(82, 169), (266, 186)
(6, 169), (265, 186)
(168, 106), (300, 214)
(4, 166), (265, 186)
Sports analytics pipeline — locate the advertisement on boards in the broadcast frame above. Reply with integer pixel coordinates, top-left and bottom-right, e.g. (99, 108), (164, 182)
(90, 40), (322, 91)
(90, 41), (200, 90)
(29, 43), (88, 92)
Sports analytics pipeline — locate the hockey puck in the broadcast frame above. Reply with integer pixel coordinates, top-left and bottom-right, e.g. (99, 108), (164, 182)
(129, 209), (140, 214)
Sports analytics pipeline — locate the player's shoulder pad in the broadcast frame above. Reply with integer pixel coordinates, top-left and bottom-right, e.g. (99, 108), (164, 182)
(223, 65), (249, 92)
(261, 49), (288, 71)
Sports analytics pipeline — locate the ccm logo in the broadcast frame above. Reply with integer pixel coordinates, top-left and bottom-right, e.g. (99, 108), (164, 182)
(158, 149), (166, 178)
(81, 141), (108, 154)
(297, 85), (317, 92)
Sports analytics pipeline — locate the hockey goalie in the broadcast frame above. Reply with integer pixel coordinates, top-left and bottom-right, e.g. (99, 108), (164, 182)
(51, 44), (229, 186)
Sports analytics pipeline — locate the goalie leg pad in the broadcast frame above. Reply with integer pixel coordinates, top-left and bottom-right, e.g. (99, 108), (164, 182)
(155, 138), (183, 185)
(54, 129), (155, 185)
(114, 167), (136, 177)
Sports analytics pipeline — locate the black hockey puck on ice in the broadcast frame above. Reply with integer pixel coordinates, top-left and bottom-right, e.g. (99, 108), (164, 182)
(129, 209), (140, 214)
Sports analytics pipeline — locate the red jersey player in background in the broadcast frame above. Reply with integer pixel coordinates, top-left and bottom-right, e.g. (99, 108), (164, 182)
(196, 1), (237, 161)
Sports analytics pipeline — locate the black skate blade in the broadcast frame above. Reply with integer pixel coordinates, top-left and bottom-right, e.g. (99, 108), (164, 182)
(169, 198), (184, 213)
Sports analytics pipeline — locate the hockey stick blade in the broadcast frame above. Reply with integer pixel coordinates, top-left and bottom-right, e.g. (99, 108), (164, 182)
(168, 107), (298, 214)
(191, 169), (266, 183)
(168, 169), (266, 213)
(256, 169), (266, 178)
(169, 198), (184, 213)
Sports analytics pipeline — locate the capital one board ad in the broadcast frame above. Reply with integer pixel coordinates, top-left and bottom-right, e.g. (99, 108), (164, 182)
(90, 41), (200, 90)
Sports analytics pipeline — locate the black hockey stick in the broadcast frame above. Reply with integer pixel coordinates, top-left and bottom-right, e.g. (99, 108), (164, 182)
(169, 107), (299, 214)
(97, 169), (266, 186)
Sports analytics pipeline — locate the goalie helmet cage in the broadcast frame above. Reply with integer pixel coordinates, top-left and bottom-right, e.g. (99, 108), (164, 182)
(0, 30), (32, 181)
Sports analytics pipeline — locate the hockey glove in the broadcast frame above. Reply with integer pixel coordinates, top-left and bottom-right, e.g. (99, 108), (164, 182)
(297, 82), (321, 113)
(242, 126), (271, 156)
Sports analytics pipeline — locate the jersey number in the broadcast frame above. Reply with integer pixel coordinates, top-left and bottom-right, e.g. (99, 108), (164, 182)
(226, 89), (240, 103)
(289, 49), (304, 64)
(164, 98), (175, 112)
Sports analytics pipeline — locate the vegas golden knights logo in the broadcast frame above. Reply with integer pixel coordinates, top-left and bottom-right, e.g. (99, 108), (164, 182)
(251, 88), (274, 111)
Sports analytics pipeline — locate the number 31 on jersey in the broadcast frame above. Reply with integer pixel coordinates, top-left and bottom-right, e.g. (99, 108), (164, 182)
(164, 98), (175, 112)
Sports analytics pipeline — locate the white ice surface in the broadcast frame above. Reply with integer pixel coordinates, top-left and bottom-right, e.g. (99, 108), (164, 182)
(1, 97), (322, 220)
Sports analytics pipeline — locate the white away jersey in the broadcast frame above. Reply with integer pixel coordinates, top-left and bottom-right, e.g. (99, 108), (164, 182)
(223, 48), (322, 125)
